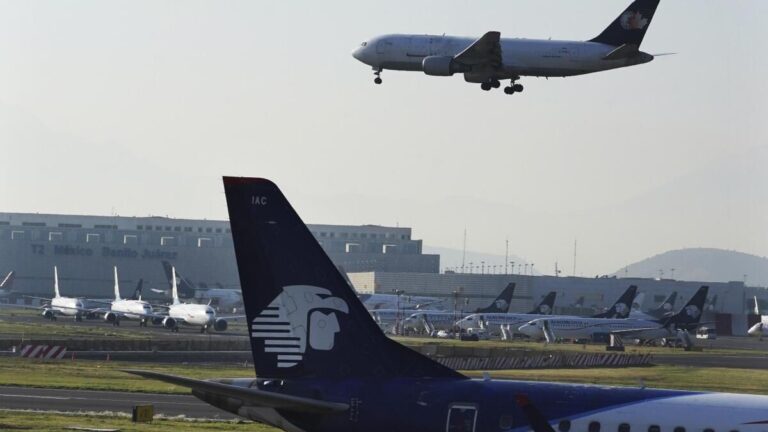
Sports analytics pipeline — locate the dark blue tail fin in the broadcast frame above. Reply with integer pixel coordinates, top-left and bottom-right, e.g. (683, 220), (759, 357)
(529, 292), (556, 315)
(662, 286), (708, 330)
(590, 0), (660, 47)
(129, 279), (144, 300)
(648, 291), (677, 318)
(592, 285), (637, 319)
(223, 177), (463, 380)
(161, 261), (196, 298)
(0, 271), (15, 291)
(476, 283), (515, 313)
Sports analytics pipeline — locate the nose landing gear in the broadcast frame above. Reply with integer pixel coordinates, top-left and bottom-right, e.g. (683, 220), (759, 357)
(373, 68), (383, 85)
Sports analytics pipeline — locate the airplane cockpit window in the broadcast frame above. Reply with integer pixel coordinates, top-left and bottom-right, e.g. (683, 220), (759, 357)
(648, 425), (661, 432)
(589, 421), (601, 432)
(619, 423), (631, 432)
(558, 420), (571, 432)
(361, 42), (368, 47)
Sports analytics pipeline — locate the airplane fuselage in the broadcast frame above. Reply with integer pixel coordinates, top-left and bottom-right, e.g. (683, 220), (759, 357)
(518, 317), (675, 340)
(199, 377), (768, 432)
(353, 34), (653, 82)
(110, 299), (152, 320)
(169, 303), (216, 327)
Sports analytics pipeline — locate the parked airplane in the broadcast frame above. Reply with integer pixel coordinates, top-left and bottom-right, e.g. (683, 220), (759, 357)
(518, 286), (709, 343)
(127, 177), (768, 432)
(591, 285), (638, 319)
(631, 291), (677, 320)
(475, 283), (516, 314)
(0, 271), (15, 298)
(158, 261), (243, 313)
(359, 293), (445, 311)
(28, 267), (87, 321)
(352, 0), (662, 94)
(747, 296), (767, 339)
(455, 291), (558, 334)
(159, 266), (242, 333)
(101, 267), (173, 328)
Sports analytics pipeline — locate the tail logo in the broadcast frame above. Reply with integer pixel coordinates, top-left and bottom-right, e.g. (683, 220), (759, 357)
(684, 305), (701, 320)
(250, 285), (349, 368)
(620, 11), (649, 30)
(538, 304), (551, 314)
(614, 303), (629, 315)
(495, 299), (509, 311)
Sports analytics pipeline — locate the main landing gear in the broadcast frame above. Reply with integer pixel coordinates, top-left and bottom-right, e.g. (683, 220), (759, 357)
(373, 68), (383, 85)
(480, 79), (501, 91)
(504, 77), (524, 95)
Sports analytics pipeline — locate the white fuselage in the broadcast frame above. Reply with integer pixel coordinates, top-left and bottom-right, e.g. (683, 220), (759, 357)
(111, 299), (153, 320)
(519, 316), (674, 340)
(456, 312), (565, 334)
(169, 303), (216, 327)
(352, 34), (653, 81)
(748, 316), (768, 337)
(50, 297), (85, 317)
(362, 294), (445, 311)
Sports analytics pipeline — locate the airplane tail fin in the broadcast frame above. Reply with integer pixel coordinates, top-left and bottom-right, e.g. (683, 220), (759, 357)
(528, 291), (556, 315)
(129, 279), (144, 301)
(663, 286), (708, 330)
(161, 261), (196, 298)
(113, 266), (122, 301)
(0, 271), (15, 291)
(223, 177), (463, 380)
(590, 0), (660, 47)
(476, 283), (515, 313)
(647, 291), (677, 318)
(171, 267), (181, 305)
(53, 267), (61, 298)
(592, 285), (637, 319)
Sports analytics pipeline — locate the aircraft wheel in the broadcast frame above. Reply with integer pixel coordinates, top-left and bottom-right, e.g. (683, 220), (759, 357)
(480, 82), (492, 91)
(504, 87), (515, 95)
(491, 79), (501, 89)
(513, 84), (524, 93)
(374, 77), (382, 85)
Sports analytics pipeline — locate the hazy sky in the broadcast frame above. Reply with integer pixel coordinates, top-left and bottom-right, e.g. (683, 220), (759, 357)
(2, 1), (766, 276)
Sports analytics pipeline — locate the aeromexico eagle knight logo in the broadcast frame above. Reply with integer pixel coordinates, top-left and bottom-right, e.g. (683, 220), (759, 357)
(495, 299), (509, 311)
(614, 303), (629, 315)
(620, 11), (649, 30)
(250, 285), (349, 368)
(684, 305), (701, 320)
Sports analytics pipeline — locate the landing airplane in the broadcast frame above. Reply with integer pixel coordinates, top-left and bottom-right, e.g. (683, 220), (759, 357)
(159, 266), (243, 333)
(158, 261), (243, 313)
(518, 286), (709, 343)
(352, 0), (663, 94)
(0, 271), (15, 298)
(127, 177), (768, 432)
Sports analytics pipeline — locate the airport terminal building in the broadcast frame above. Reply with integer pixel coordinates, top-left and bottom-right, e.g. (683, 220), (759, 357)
(0, 212), (439, 297)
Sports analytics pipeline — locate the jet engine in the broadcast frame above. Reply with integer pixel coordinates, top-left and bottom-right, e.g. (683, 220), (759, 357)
(41, 309), (55, 320)
(151, 317), (164, 326)
(214, 318), (228, 332)
(104, 311), (118, 322)
(422, 56), (468, 76)
(162, 316), (177, 330)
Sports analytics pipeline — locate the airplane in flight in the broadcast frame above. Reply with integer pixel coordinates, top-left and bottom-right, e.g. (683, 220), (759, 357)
(127, 177), (768, 432)
(157, 261), (243, 313)
(158, 266), (243, 333)
(518, 286), (709, 343)
(352, 0), (663, 94)
(0, 271), (15, 298)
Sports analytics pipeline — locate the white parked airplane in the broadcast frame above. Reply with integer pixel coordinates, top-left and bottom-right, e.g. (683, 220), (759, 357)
(748, 296), (767, 339)
(157, 261), (243, 313)
(359, 293), (445, 311)
(519, 286), (709, 343)
(28, 267), (88, 321)
(353, 0), (663, 94)
(101, 267), (173, 328)
(161, 267), (243, 333)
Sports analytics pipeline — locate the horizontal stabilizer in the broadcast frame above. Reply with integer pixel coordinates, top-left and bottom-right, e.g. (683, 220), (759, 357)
(122, 369), (349, 414)
(603, 44), (639, 60)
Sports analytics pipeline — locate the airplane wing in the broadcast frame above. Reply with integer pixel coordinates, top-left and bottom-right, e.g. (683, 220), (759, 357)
(454, 31), (502, 68)
(122, 369), (349, 414)
(219, 315), (246, 321)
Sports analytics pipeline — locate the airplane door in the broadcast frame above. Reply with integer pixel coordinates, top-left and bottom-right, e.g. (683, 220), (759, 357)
(446, 404), (478, 432)
(407, 36), (430, 57)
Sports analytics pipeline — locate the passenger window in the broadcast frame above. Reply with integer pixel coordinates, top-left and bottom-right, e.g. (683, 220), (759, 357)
(649, 426), (661, 432)
(558, 420), (571, 432)
(619, 423), (631, 432)
(589, 421), (601, 432)
(498, 415), (513, 430)
(674, 428), (685, 432)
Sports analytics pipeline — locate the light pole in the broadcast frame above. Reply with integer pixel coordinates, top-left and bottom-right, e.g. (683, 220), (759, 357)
(510, 261), (515, 275)
(481, 261), (485, 274)
(469, 262), (474, 274)
(530, 263), (535, 275)
(393, 289), (405, 335)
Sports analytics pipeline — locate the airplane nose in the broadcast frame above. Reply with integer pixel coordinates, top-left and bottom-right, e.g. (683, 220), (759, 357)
(352, 47), (364, 62)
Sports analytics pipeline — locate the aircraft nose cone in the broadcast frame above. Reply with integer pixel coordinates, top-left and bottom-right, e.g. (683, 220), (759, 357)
(352, 47), (364, 62)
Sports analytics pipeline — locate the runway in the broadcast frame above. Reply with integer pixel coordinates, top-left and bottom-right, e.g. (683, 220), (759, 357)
(0, 386), (236, 419)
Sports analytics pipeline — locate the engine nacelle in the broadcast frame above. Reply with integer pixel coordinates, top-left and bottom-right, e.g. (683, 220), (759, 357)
(422, 56), (463, 77)
(151, 317), (164, 326)
(214, 318), (228, 332)
(41, 309), (55, 320)
(162, 317), (177, 329)
(104, 311), (117, 322)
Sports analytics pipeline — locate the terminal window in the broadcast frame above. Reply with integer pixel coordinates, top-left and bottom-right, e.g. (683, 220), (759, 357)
(86, 233), (101, 243)
(48, 232), (63, 242)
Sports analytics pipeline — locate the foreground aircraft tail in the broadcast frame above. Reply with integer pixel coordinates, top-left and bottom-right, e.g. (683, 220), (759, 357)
(476, 283), (515, 313)
(113, 266), (121, 301)
(528, 291), (556, 315)
(223, 177), (463, 380)
(590, 0), (660, 47)
(0, 271), (15, 292)
(171, 267), (181, 306)
(662, 286), (708, 330)
(592, 285), (637, 319)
